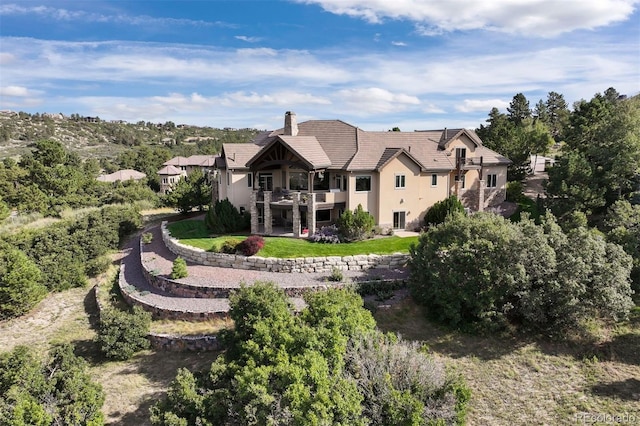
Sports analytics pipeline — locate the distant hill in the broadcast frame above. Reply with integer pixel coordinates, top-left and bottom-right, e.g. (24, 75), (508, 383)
(0, 111), (261, 159)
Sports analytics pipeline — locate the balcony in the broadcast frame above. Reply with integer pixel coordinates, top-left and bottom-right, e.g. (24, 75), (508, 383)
(258, 189), (347, 207)
(456, 156), (483, 170)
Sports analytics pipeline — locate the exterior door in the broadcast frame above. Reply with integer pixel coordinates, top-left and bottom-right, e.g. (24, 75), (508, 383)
(393, 211), (406, 229)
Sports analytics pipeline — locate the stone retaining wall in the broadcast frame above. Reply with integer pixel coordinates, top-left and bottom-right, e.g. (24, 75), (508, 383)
(118, 262), (228, 322)
(94, 283), (222, 352)
(161, 221), (409, 273)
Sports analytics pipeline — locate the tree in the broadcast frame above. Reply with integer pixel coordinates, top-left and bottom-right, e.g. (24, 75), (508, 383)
(151, 283), (468, 425)
(0, 344), (105, 426)
(205, 198), (248, 234)
(547, 90), (640, 217)
(0, 196), (9, 222)
(164, 169), (212, 214)
(507, 93), (532, 125)
(605, 200), (640, 296)
(545, 91), (570, 141)
(0, 244), (46, 320)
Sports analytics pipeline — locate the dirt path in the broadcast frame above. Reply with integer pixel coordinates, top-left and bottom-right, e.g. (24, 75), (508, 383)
(0, 286), (93, 353)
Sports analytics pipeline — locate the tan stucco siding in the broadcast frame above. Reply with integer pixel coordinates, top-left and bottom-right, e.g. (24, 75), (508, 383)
(377, 155), (421, 229)
(446, 135), (477, 155)
(482, 165), (508, 207)
(419, 172), (450, 224)
(224, 170), (253, 210)
(347, 173), (379, 220)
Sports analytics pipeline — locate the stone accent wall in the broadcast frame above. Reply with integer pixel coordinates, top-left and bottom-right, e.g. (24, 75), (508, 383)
(250, 190), (258, 234)
(162, 221), (409, 273)
(484, 188), (506, 207)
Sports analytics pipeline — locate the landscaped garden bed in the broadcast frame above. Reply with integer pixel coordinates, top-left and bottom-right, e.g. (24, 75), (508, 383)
(167, 219), (419, 257)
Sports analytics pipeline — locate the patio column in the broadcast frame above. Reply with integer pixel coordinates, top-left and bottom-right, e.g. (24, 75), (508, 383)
(477, 179), (485, 212)
(264, 191), (272, 235)
(306, 193), (316, 237)
(250, 190), (259, 234)
(292, 192), (301, 238)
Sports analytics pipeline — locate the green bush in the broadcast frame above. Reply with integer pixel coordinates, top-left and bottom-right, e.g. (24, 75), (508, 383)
(0, 245), (46, 320)
(219, 238), (242, 254)
(96, 306), (151, 360)
(336, 204), (375, 241)
(171, 257), (188, 279)
(328, 266), (344, 282)
(423, 195), (465, 227)
(409, 212), (634, 335)
(506, 181), (524, 201)
(204, 198), (248, 234)
(141, 232), (153, 244)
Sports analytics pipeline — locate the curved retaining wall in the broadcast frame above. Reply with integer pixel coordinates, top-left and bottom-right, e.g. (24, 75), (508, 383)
(161, 221), (410, 273)
(94, 283), (222, 352)
(118, 262), (229, 322)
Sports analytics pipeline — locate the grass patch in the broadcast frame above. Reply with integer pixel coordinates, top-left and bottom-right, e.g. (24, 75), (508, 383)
(509, 195), (543, 222)
(167, 219), (418, 257)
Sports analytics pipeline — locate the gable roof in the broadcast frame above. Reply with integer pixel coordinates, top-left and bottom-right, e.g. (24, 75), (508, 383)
(246, 135), (332, 170)
(269, 120), (358, 169)
(164, 155), (217, 167)
(221, 143), (261, 170)
(435, 128), (482, 149)
(375, 148), (426, 172)
(347, 129), (454, 171)
(163, 156), (190, 167)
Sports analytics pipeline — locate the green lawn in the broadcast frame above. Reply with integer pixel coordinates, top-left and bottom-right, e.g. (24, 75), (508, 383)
(167, 219), (419, 257)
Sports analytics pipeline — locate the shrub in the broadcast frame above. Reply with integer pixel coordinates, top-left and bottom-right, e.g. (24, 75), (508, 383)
(141, 232), (153, 244)
(423, 195), (466, 227)
(219, 238), (242, 254)
(309, 225), (340, 244)
(171, 257), (188, 279)
(236, 235), (265, 256)
(328, 266), (343, 282)
(96, 306), (151, 360)
(506, 180), (524, 201)
(0, 245), (46, 320)
(205, 198), (248, 234)
(336, 204), (375, 241)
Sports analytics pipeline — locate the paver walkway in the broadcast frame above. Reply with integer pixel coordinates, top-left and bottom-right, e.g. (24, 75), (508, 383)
(121, 225), (410, 314)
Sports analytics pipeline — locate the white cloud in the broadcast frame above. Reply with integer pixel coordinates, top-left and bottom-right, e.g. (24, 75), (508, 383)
(456, 99), (510, 112)
(0, 3), (234, 28)
(297, 0), (640, 36)
(235, 36), (262, 43)
(391, 41), (407, 46)
(336, 87), (420, 114)
(0, 52), (16, 65)
(0, 85), (39, 97)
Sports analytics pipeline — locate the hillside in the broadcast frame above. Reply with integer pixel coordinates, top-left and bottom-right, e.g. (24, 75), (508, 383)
(0, 111), (261, 159)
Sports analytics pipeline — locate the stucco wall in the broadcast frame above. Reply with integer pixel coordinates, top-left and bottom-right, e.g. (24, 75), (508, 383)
(161, 221), (409, 273)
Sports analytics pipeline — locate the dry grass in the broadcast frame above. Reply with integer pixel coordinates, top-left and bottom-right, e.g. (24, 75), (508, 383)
(150, 318), (232, 336)
(373, 299), (640, 425)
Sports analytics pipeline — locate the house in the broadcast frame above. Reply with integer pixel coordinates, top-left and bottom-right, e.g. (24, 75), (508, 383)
(158, 154), (218, 194)
(97, 169), (147, 183)
(214, 111), (511, 236)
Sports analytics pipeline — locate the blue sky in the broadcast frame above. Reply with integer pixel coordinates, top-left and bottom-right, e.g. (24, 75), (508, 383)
(1, 1), (639, 131)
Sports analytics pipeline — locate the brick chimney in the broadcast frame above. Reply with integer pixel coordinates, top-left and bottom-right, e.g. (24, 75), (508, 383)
(284, 111), (298, 136)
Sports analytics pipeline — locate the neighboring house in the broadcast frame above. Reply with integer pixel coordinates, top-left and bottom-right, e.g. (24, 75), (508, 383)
(215, 111), (511, 236)
(158, 154), (218, 194)
(97, 169), (147, 183)
(530, 155), (555, 174)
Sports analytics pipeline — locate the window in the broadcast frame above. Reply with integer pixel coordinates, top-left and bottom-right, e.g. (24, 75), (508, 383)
(247, 172), (253, 187)
(431, 174), (438, 186)
(455, 147), (467, 160)
(335, 174), (347, 191)
(355, 175), (371, 192)
(395, 174), (406, 189)
(313, 171), (329, 191)
(316, 209), (331, 222)
(454, 175), (465, 189)
(289, 172), (308, 190)
(162, 178), (168, 184)
(258, 173), (273, 191)
(486, 174), (497, 188)
(393, 211), (406, 229)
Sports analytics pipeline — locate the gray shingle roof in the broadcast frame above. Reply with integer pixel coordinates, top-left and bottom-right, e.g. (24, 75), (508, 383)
(221, 143), (261, 169)
(97, 169), (146, 182)
(157, 165), (183, 176)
